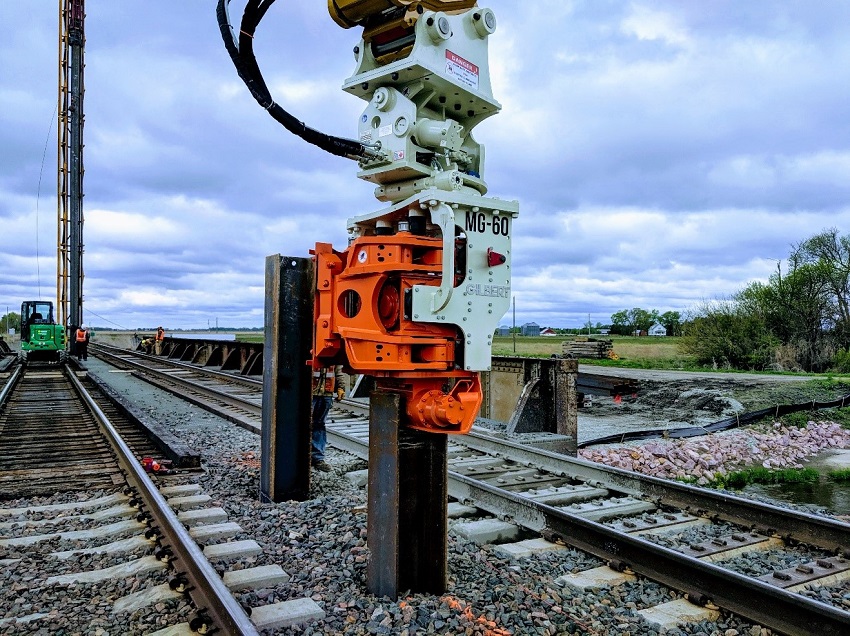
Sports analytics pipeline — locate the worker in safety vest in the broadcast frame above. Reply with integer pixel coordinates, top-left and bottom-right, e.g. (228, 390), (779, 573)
(155, 326), (165, 355)
(75, 324), (90, 361)
(311, 365), (345, 472)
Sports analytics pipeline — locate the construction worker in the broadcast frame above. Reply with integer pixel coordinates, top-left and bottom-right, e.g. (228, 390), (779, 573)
(154, 326), (165, 355)
(75, 324), (90, 361)
(68, 323), (78, 357)
(311, 365), (345, 472)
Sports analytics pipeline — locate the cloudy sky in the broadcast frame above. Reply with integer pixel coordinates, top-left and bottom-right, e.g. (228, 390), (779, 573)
(1, 1), (848, 330)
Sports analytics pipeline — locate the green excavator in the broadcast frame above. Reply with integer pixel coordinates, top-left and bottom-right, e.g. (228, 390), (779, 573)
(20, 301), (67, 364)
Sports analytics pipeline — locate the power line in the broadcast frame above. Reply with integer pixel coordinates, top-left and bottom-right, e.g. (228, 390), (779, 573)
(83, 308), (128, 330)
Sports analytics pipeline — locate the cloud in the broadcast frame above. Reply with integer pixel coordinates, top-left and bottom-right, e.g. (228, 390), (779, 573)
(620, 5), (691, 48)
(1, 1), (849, 330)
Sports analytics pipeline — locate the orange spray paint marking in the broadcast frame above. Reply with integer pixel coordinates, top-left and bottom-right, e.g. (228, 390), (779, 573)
(439, 596), (512, 636)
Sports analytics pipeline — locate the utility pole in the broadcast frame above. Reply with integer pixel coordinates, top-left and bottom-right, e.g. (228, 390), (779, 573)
(512, 296), (517, 353)
(58, 0), (85, 332)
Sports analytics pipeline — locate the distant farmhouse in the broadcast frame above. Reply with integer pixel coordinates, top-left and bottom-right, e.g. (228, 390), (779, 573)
(540, 327), (558, 337)
(648, 323), (666, 337)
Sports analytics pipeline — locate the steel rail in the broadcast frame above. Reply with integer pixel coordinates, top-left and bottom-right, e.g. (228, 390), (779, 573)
(448, 472), (850, 636)
(65, 367), (259, 636)
(0, 364), (23, 409)
(96, 348), (850, 554)
(92, 347), (262, 418)
(459, 431), (850, 553)
(324, 424), (850, 636)
(92, 343), (262, 388)
(91, 348), (850, 633)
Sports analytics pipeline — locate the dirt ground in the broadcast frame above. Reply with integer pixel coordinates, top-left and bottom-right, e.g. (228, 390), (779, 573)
(577, 368), (850, 444)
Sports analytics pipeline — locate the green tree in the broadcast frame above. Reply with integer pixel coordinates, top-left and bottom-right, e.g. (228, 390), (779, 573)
(615, 231), (850, 369)
(680, 299), (777, 369)
(610, 310), (629, 335)
(0, 312), (20, 333)
(791, 228), (850, 348)
(627, 307), (658, 334)
(659, 311), (682, 336)
(755, 262), (833, 370)
(682, 254), (835, 371)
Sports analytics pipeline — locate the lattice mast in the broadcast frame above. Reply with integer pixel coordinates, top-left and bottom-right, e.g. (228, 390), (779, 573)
(57, 0), (85, 331)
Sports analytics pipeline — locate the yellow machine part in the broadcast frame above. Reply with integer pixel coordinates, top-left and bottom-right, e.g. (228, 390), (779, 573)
(328, 0), (478, 29)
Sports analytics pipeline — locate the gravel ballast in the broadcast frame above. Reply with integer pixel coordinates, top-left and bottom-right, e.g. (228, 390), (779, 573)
(43, 358), (832, 634)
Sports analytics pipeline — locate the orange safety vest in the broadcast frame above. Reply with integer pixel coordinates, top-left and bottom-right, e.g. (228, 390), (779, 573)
(76, 329), (88, 343)
(156, 329), (164, 341)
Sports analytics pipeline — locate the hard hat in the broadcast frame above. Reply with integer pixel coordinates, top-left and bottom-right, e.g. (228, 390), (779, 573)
(80, 324), (86, 330)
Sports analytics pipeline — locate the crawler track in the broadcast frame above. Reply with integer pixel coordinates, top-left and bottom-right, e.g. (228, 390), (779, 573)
(92, 343), (850, 635)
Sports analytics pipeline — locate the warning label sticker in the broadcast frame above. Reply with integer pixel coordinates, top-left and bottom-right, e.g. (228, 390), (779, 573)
(445, 50), (479, 91)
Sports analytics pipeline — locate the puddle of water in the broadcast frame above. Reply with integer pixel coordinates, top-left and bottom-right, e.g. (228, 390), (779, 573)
(742, 479), (850, 516)
(738, 449), (850, 516)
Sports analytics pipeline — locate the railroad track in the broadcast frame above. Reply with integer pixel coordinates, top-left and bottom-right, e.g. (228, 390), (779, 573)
(0, 364), (167, 498)
(0, 364), (286, 635)
(91, 343), (850, 635)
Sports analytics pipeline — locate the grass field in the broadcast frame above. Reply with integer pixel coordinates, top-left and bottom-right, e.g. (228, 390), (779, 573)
(492, 335), (697, 369)
(236, 333), (698, 369)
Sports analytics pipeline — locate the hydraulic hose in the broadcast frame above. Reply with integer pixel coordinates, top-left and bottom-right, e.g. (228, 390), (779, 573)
(216, 0), (374, 160)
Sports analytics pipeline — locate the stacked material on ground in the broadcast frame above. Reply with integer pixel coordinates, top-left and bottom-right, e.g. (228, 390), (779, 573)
(563, 338), (614, 359)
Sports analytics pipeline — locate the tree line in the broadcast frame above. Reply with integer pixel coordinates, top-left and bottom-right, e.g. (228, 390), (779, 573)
(681, 228), (850, 372)
(609, 308), (682, 336)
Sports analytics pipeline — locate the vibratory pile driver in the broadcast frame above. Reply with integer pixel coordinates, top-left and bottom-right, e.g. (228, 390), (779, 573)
(219, 0), (517, 434)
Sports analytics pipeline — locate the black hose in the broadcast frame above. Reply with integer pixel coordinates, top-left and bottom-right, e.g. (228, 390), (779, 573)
(216, 0), (371, 160)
